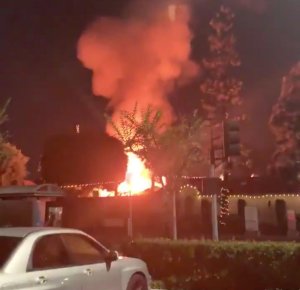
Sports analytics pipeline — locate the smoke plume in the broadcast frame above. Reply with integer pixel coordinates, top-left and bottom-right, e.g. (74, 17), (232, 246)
(77, 3), (198, 136)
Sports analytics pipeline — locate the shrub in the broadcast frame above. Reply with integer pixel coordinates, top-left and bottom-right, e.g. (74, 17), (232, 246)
(122, 239), (300, 290)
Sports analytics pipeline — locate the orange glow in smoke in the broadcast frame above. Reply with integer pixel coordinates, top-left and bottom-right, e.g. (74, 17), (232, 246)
(77, 3), (195, 197)
(118, 152), (152, 195)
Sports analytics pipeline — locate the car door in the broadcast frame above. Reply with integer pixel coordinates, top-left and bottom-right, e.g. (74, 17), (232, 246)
(61, 233), (122, 290)
(5, 234), (83, 290)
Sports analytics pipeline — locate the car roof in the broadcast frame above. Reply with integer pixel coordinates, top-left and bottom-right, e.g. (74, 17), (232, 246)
(0, 227), (82, 238)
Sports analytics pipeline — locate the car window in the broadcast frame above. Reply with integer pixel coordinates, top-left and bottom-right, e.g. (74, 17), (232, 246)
(61, 234), (105, 265)
(30, 234), (70, 271)
(0, 236), (22, 268)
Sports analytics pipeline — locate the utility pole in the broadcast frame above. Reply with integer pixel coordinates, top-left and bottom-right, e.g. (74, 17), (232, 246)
(172, 190), (178, 240)
(210, 118), (241, 241)
(210, 163), (219, 241)
(128, 189), (133, 239)
(210, 123), (219, 241)
(126, 173), (133, 239)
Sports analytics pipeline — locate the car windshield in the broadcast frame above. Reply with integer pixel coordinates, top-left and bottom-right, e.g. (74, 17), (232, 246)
(0, 236), (22, 268)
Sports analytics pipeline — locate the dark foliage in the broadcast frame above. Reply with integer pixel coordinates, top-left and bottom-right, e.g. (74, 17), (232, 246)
(269, 62), (300, 183)
(41, 132), (127, 185)
(123, 239), (300, 290)
(200, 5), (242, 121)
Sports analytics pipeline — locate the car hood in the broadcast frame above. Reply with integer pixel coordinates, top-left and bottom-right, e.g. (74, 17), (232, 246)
(0, 272), (13, 287)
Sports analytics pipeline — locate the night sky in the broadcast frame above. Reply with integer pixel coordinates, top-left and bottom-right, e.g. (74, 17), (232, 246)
(0, 0), (299, 176)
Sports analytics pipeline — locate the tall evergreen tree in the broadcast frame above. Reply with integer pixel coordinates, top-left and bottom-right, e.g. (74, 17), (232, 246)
(200, 5), (242, 121)
(269, 61), (300, 183)
(200, 6), (246, 226)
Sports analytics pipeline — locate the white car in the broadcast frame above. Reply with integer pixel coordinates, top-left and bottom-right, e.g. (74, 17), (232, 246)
(0, 227), (151, 290)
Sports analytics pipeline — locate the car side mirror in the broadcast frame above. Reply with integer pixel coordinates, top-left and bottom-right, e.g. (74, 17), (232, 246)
(105, 250), (118, 271)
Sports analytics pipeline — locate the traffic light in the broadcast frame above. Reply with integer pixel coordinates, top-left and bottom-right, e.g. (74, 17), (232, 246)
(210, 122), (225, 164)
(223, 120), (241, 157)
(201, 177), (222, 195)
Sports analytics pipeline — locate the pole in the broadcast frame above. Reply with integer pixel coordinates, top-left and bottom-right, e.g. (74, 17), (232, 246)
(172, 190), (178, 240)
(210, 164), (219, 241)
(210, 122), (219, 241)
(128, 190), (133, 239)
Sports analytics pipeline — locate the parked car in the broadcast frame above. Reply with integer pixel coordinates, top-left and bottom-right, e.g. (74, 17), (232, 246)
(0, 227), (151, 290)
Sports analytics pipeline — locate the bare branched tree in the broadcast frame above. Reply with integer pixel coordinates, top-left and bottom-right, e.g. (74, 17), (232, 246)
(108, 105), (206, 239)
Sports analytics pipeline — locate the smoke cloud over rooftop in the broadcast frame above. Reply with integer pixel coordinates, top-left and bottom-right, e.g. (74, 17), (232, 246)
(77, 2), (198, 135)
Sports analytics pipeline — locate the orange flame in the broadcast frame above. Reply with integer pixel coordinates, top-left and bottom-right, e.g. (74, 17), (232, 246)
(117, 152), (166, 195)
(118, 152), (152, 195)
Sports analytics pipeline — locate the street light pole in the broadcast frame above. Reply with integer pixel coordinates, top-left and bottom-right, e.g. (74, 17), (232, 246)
(128, 189), (133, 239)
(210, 164), (219, 241)
(126, 172), (133, 239)
(172, 190), (178, 240)
(210, 122), (219, 241)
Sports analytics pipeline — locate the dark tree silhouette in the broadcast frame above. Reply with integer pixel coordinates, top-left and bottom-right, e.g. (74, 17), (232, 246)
(269, 61), (300, 183)
(0, 100), (29, 186)
(41, 132), (127, 185)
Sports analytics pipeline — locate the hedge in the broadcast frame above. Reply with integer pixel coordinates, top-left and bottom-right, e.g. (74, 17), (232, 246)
(122, 239), (300, 290)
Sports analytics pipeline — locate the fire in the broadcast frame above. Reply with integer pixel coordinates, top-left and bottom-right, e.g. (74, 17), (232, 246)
(118, 152), (152, 195)
(77, 2), (195, 197)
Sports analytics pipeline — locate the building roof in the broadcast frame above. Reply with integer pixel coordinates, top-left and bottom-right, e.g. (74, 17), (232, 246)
(185, 176), (300, 195)
(0, 184), (65, 198)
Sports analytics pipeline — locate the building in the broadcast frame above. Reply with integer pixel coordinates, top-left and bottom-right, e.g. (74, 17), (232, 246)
(0, 184), (64, 227)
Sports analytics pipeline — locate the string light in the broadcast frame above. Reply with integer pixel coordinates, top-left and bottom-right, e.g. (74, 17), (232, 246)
(181, 177), (300, 199)
(182, 176), (208, 180)
(219, 188), (230, 225)
(60, 180), (300, 200)
(179, 184), (201, 197)
(229, 193), (300, 199)
(61, 181), (116, 189)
